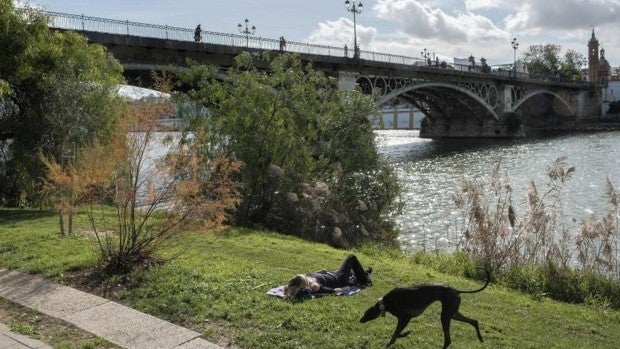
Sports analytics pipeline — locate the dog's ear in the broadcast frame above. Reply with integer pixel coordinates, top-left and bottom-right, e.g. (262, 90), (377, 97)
(378, 298), (386, 317)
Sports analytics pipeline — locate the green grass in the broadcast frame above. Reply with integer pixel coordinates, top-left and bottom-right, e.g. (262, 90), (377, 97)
(1, 209), (620, 348)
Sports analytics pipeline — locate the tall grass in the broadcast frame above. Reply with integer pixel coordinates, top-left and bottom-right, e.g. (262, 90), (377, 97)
(442, 156), (620, 308)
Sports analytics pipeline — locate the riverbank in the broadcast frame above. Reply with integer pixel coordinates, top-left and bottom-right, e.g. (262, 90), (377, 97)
(1, 209), (619, 348)
(376, 129), (620, 254)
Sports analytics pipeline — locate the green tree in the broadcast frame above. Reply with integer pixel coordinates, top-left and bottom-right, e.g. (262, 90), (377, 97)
(561, 49), (587, 81)
(0, 2), (124, 206)
(177, 52), (401, 247)
(523, 44), (585, 81)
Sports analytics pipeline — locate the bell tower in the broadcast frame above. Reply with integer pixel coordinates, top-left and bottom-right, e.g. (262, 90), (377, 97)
(588, 29), (599, 83)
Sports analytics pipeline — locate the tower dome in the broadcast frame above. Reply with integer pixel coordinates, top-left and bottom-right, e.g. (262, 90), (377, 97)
(598, 48), (610, 87)
(599, 48), (610, 69)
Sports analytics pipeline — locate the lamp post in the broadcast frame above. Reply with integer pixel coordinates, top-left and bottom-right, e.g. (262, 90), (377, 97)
(238, 18), (256, 47)
(344, 0), (363, 58)
(421, 48), (431, 65)
(511, 37), (519, 77)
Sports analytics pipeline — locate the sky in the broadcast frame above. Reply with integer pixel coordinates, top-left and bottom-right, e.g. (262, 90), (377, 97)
(21, 0), (620, 68)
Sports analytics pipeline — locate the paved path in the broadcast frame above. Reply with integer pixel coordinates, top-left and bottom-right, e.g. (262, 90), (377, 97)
(0, 269), (224, 349)
(0, 321), (52, 349)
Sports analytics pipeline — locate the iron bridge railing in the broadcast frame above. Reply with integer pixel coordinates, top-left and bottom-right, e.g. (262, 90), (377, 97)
(42, 10), (589, 86)
(44, 11), (424, 65)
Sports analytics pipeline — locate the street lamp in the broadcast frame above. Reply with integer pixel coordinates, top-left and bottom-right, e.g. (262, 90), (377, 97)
(344, 0), (363, 58)
(511, 37), (519, 76)
(421, 48), (431, 65)
(238, 18), (256, 47)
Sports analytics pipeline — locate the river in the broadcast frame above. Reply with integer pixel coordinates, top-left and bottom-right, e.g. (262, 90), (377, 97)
(375, 130), (620, 252)
(146, 129), (619, 253)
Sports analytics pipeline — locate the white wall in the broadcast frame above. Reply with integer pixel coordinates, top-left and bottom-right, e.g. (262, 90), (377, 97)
(602, 80), (620, 116)
(605, 81), (620, 102)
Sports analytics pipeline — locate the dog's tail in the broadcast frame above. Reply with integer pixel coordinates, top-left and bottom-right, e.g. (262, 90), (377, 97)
(456, 269), (491, 294)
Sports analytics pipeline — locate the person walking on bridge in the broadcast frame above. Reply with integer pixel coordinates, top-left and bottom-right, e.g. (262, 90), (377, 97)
(194, 24), (202, 42)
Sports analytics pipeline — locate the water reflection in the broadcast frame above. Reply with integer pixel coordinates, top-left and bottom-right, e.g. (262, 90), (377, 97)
(376, 130), (620, 252)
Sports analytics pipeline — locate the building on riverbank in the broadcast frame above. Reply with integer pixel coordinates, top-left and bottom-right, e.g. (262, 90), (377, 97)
(587, 30), (617, 117)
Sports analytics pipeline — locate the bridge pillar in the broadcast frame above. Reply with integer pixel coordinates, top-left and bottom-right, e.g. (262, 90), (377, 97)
(499, 85), (513, 114)
(576, 90), (601, 120)
(338, 71), (358, 91)
(392, 110), (398, 129)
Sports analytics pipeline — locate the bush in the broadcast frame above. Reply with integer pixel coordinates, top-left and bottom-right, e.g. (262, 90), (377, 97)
(413, 252), (620, 309)
(42, 98), (242, 273)
(177, 53), (401, 248)
(425, 158), (620, 308)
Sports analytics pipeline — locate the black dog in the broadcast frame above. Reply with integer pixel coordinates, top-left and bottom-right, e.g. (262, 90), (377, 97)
(360, 270), (490, 348)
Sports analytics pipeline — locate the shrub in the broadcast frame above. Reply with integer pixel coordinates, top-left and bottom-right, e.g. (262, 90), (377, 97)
(43, 98), (242, 273)
(177, 53), (401, 248)
(413, 252), (620, 309)
(440, 157), (620, 308)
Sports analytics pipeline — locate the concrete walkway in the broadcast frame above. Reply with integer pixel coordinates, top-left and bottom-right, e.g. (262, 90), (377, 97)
(0, 269), (223, 349)
(0, 321), (52, 349)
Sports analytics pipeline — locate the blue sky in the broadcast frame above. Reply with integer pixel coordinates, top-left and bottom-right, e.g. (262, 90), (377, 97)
(24, 0), (620, 67)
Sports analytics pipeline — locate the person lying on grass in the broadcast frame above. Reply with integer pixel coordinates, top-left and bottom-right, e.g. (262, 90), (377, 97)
(284, 254), (373, 300)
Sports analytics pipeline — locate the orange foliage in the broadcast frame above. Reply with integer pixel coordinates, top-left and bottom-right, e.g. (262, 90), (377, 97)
(42, 95), (242, 270)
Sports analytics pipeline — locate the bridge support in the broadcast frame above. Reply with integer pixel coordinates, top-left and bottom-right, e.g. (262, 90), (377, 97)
(500, 85), (513, 114)
(420, 117), (524, 138)
(576, 90), (601, 120)
(338, 71), (358, 91)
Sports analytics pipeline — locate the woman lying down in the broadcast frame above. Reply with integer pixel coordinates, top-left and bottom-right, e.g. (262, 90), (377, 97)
(284, 254), (373, 300)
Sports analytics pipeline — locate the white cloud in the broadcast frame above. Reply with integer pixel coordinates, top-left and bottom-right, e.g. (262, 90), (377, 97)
(464, 0), (505, 10)
(505, 0), (620, 32)
(372, 0), (508, 43)
(304, 0), (619, 66)
(308, 17), (377, 48)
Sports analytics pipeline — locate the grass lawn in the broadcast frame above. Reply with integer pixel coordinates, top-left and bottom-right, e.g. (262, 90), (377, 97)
(1, 208), (619, 348)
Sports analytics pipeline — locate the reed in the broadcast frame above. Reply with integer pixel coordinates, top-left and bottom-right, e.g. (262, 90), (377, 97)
(448, 156), (619, 307)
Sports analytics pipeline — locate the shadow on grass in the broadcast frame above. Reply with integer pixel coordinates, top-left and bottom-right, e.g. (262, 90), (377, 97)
(0, 209), (56, 222)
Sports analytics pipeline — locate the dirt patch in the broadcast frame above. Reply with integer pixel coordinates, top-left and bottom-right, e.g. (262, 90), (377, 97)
(61, 266), (134, 298)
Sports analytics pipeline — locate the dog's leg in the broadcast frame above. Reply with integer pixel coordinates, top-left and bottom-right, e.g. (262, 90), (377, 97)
(386, 317), (411, 347)
(452, 311), (483, 342)
(440, 296), (462, 349)
(440, 311), (453, 349)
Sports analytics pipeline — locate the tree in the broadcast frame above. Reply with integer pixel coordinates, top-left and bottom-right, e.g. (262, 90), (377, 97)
(480, 58), (491, 73)
(561, 49), (587, 81)
(177, 52), (401, 247)
(523, 44), (586, 81)
(0, 2), (124, 206)
(42, 97), (242, 272)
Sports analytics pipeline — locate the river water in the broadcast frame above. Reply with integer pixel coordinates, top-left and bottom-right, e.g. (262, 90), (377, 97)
(146, 129), (619, 253)
(375, 130), (620, 252)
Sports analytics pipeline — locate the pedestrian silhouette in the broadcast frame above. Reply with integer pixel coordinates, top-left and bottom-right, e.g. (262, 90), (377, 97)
(194, 24), (202, 42)
(279, 36), (287, 51)
(344, 44), (348, 57)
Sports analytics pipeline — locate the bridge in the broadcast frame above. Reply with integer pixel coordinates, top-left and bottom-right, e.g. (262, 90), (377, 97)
(45, 11), (601, 138)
